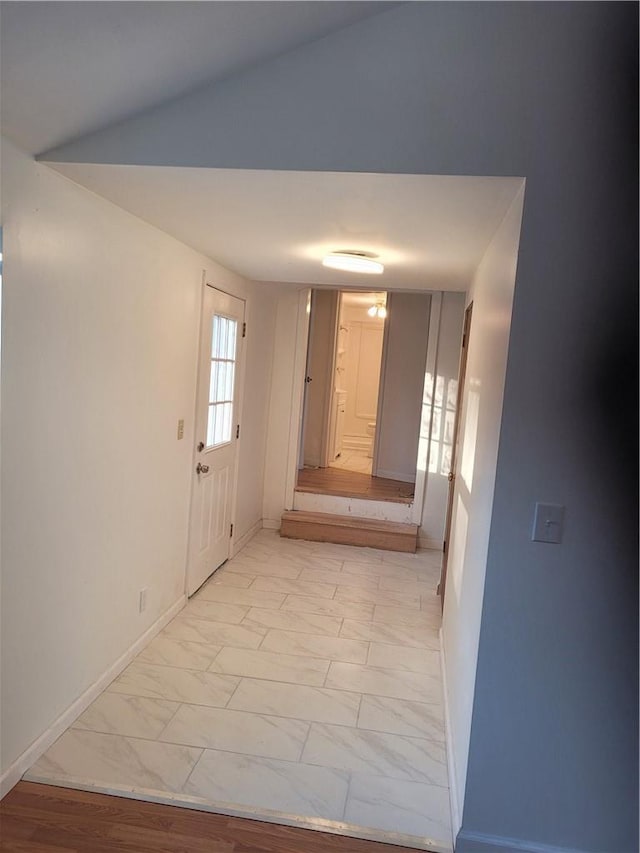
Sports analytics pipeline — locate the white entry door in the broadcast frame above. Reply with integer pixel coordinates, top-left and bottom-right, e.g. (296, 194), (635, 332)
(187, 286), (245, 596)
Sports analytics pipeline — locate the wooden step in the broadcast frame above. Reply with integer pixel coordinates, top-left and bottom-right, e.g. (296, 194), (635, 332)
(280, 510), (418, 553)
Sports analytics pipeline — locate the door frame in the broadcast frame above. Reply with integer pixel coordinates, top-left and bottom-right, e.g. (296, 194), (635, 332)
(321, 294), (341, 468)
(286, 288), (314, 508)
(412, 291), (443, 527)
(371, 295), (390, 476)
(284, 286), (444, 532)
(438, 301), (472, 609)
(184, 276), (247, 596)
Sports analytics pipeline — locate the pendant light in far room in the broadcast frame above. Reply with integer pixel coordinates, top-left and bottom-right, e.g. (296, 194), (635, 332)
(367, 302), (387, 319)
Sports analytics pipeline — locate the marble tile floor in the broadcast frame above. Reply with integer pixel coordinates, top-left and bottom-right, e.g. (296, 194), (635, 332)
(25, 530), (452, 852)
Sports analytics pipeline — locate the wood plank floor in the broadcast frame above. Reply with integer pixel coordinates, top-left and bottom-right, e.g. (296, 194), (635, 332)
(0, 782), (425, 852)
(296, 468), (414, 503)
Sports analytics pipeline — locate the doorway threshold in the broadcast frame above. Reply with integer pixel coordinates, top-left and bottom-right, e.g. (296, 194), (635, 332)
(296, 467), (414, 504)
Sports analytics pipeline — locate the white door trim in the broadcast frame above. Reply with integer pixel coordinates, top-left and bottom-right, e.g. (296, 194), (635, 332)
(284, 287), (444, 530)
(284, 288), (312, 511)
(185, 279), (246, 595)
(412, 291), (442, 525)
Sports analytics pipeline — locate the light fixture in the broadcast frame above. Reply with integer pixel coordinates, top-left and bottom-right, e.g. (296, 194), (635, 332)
(322, 251), (384, 275)
(367, 302), (387, 319)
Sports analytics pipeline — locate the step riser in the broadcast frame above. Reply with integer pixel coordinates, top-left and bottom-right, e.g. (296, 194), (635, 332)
(293, 491), (413, 523)
(280, 512), (418, 553)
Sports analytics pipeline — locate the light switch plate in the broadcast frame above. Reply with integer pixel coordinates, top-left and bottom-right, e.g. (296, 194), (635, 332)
(532, 503), (565, 544)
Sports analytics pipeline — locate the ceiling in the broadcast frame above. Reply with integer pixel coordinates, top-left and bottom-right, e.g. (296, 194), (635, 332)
(0, 1), (399, 154)
(49, 163), (522, 290)
(1, 1), (523, 292)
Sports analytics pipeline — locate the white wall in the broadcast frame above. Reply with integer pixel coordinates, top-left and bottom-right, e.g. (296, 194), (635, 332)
(0, 140), (276, 780)
(376, 292), (431, 483)
(232, 282), (277, 548)
(43, 5), (639, 849)
(420, 291), (465, 545)
(262, 285), (308, 527)
(442, 188), (525, 830)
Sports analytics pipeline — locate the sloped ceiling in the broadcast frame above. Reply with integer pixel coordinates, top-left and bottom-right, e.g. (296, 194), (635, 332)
(1, 1), (524, 291)
(0, 1), (399, 155)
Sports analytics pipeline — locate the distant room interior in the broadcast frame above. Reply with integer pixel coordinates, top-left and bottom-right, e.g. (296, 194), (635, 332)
(298, 289), (437, 503)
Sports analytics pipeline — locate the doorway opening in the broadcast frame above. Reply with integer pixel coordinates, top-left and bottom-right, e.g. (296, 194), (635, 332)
(329, 291), (386, 477)
(297, 288), (433, 506)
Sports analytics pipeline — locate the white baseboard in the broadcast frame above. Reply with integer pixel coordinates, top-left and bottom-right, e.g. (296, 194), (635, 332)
(231, 519), (262, 555)
(439, 627), (461, 848)
(418, 536), (443, 550)
(455, 829), (587, 853)
(375, 468), (416, 484)
(262, 518), (281, 531)
(0, 595), (186, 800)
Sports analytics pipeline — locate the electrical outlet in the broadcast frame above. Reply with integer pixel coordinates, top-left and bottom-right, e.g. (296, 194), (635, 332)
(177, 419), (185, 440)
(139, 588), (148, 613)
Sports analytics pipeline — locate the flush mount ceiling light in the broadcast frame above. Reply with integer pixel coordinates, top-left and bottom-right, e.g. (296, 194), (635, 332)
(322, 251), (384, 275)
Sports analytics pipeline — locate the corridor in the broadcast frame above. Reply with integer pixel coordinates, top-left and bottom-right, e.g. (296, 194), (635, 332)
(25, 530), (451, 851)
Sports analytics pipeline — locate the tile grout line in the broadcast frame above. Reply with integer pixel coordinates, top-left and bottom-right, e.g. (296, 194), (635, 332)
(298, 712), (315, 761)
(222, 673), (245, 708)
(341, 771), (354, 823)
(153, 713), (312, 762)
(113, 659), (234, 676)
(154, 700), (186, 742)
(179, 746), (206, 794)
(286, 719), (449, 784)
(321, 658), (332, 688)
(42, 531), (450, 845)
(354, 691), (365, 730)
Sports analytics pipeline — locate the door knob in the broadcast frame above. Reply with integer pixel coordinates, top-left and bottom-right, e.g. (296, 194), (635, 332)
(447, 471), (455, 482)
(196, 462), (210, 474)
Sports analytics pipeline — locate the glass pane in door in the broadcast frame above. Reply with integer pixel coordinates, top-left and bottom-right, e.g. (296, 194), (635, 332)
(206, 315), (237, 448)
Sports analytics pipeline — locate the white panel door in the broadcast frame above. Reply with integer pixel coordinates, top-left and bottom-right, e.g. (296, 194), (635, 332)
(187, 286), (245, 596)
(301, 290), (338, 468)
